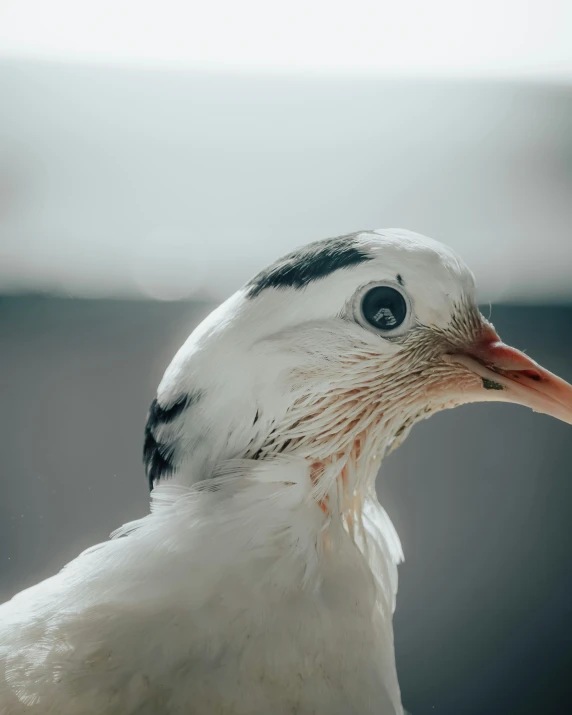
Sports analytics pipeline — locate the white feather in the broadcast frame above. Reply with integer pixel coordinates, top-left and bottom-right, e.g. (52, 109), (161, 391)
(0, 459), (403, 714)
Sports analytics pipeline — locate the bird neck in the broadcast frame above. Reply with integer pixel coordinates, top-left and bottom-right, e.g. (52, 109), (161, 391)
(300, 431), (403, 621)
(307, 429), (385, 517)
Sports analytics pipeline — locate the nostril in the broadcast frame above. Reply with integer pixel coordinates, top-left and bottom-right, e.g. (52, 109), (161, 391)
(507, 369), (542, 382)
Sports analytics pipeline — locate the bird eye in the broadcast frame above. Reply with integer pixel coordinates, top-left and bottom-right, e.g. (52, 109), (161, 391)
(360, 286), (408, 332)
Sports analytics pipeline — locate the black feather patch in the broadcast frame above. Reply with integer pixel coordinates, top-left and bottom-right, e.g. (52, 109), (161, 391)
(143, 392), (202, 489)
(147, 394), (190, 425)
(246, 233), (373, 298)
(143, 430), (177, 487)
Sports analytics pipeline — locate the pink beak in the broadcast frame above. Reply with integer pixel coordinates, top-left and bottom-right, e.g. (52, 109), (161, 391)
(445, 327), (572, 425)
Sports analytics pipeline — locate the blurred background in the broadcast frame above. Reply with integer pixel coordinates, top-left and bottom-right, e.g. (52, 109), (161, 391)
(1, 1), (571, 713)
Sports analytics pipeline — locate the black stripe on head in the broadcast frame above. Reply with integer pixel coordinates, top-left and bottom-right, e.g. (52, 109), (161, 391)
(143, 391), (202, 490)
(246, 233), (373, 298)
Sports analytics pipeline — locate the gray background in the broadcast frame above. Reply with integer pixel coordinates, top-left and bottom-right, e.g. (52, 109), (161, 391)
(0, 58), (572, 715)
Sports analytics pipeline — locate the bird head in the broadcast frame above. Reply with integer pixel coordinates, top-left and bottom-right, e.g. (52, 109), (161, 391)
(144, 229), (572, 511)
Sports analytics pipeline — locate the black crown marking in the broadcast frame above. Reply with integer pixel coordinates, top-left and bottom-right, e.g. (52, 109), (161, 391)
(246, 233), (373, 298)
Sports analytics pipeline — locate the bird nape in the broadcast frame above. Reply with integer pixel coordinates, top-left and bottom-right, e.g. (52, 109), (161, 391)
(2, 228), (572, 715)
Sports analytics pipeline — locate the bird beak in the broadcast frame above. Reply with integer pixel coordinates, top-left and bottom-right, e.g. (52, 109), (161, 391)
(444, 327), (572, 425)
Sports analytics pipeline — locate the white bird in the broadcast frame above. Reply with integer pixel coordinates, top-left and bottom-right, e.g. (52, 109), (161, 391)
(1, 228), (571, 715)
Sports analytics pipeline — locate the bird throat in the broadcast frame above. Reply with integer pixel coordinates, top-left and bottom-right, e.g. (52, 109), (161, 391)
(307, 428), (382, 543)
(256, 364), (451, 530)
(309, 426), (385, 518)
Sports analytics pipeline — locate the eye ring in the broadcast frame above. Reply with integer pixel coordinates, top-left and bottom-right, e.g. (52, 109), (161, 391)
(353, 281), (413, 337)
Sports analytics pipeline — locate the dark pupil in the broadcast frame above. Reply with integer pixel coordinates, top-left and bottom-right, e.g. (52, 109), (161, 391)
(361, 286), (407, 331)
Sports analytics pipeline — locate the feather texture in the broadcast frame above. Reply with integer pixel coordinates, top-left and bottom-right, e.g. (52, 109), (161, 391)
(0, 459), (403, 714)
